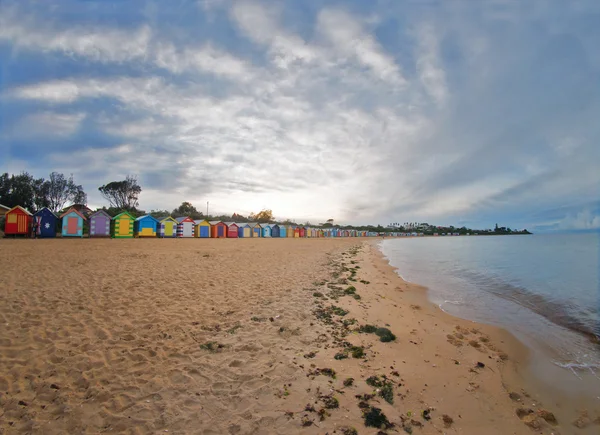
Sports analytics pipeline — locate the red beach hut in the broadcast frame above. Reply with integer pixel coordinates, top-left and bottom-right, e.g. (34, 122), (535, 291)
(4, 206), (32, 236)
(225, 222), (239, 238)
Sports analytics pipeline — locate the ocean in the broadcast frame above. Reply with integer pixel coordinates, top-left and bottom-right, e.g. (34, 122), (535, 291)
(380, 233), (600, 395)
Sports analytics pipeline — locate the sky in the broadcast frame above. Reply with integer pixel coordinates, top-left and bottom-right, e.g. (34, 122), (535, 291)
(0, 0), (599, 231)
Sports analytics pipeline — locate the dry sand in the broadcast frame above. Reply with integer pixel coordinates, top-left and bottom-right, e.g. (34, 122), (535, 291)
(1, 238), (598, 434)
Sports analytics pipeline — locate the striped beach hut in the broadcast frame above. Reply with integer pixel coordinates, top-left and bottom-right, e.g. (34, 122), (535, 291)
(33, 207), (57, 238)
(195, 219), (211, 238)
(4, 206), (32, 236)
(175, 216), (195, 238)
(286, 225), (295, 238)
(89, 210), (111, 237)
(159, 216), (178, 238)
(262, 224), (272, 238)
(210, 221), (227, 238)
(225, 222), (239, 238)
(238, 223), (251, 238)
(248, 222), (262, 237)
(135, 215), (159, 237)
(112, 211), (135, 238)
(271, 224), (281, 238)
(60, 208), (85, 238)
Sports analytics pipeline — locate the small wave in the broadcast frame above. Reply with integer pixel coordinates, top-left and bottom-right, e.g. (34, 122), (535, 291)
(553, 361), (600, 380)
(456, 269), (600, 345)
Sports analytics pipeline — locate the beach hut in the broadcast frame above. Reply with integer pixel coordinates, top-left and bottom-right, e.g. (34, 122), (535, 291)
(0, 203), (9, 218)
(271, 224), (281, 238)
(134, 215), (159, 237)
(225, 222), (239, 238)
(194, 219), (211, 238)
(4, 206), (32, 236)
(248, 222), (262, 237)
(60, 208), (85, 237)
(286, 225), (295, 238)
(276, 224), (286, 238)
(262, 224), (272, 238)
(89, 210), (111, 238)
(238, 223), (251, 238)
(293, 226), (300, 238)
(159, 216), (178, 238)
(33, 208), (58, 238)
(210, 221), (227, 238)
(112, 211), (135, 238)
(175, 216), (195, 238)
(299, 227), (307, 238)
(306, 227), (312, 238)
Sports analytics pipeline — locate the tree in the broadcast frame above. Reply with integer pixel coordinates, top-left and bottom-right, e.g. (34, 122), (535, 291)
(249, 209), (273, 223)
(46, 172), (87, 212)
(232, 213), (249, 223)
(173, 201), (204, 220)
(0, 172), (37, 211)
(98, 175), (141, 211)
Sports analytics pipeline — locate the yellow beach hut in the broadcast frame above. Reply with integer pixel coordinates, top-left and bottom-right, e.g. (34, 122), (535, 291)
(112, 211), (134, 238)
(159, 216), (178, 238)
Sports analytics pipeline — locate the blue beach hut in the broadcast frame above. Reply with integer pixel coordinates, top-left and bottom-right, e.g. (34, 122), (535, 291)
(262, 224), (272, 238)
(277, 224), (286, 238)
(33, 207), (58, 238)
(60, 208), (86, 237)
(135, 215), (159, 237)
(271, 224), (281, 238)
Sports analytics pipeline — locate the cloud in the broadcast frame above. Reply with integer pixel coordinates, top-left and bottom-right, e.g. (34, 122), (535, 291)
(1, 0), (599, 228)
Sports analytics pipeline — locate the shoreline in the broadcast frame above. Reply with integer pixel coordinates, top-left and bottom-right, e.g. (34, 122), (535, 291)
(370, 239), (600, 433)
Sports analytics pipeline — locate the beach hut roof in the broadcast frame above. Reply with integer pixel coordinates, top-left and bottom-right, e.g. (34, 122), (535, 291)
(209, 220), (223, 225)
(247, 222), (261, 228)
(175, 216), (193, 223)
(135, 214), (159, 222)
(112, 211), (135, 220)
(224, 222), (238, 227)
(34, 207), (58, 217)
(90, 209), (111, 219)
(7, 205), (32, 216)
(60, 207), (86, 220)
(0, 203), (10, 212)
(160, 216), (177, 223)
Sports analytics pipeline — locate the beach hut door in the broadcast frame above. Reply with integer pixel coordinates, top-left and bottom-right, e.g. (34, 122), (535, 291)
(17, 215), (28, 233)
(67, 217), (79, 234)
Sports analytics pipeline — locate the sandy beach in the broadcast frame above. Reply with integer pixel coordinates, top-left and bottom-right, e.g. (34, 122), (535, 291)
(1, 238), (598, 434)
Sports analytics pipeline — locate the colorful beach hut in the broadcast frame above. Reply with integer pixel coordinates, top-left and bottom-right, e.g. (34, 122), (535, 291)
(262, 224), (272, 238)
(4, 206), (32, 236)
(60, 208), (85, 238)
(175, 216), (195, 238)
(135, 215), (159, 237)
(275, 224), (286, 238)
(89, 210), (111, 237)
(159, 216), (178, 238)
(286, 225), (295, 238)
(195, 220), (211, 238)
(210, 221), (227, 238)
(238, 223), (251, 238)
(270, 224), (281, 238)
(33, 207), (57, 238)
(225, 222), (239, 238)
(112, 211), (135, 238)
(248, 222), (262, 237)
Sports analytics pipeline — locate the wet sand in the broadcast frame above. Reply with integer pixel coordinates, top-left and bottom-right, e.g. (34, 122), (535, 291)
(1, 238), (598, 433)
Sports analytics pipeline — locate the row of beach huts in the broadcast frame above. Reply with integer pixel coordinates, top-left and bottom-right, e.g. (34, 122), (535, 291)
(2, 205), (383, 239)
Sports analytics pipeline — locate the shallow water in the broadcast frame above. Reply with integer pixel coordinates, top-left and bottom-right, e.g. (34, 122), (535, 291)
(380, 233), (600, 397)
